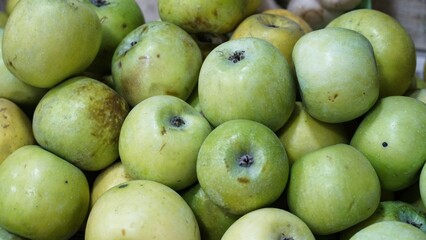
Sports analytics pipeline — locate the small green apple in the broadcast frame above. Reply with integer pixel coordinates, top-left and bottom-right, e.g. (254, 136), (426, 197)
(182, 184), (241, 240)
(119, 95), (212, 191)
(0, 145), (90, 240)
(221, 207), (315, 240)
(85, 180), (200, 240)
(292, 27), (379, 123)
(2, 0), (102, 88)
(198, 37), (296, 132)
(196, 119), (289, 215)
(327, 9), (417, 97)
(32, 76), (130, 171)
(349, 221), (426, 240)
(287, 144), (381, 235)
(86, 0), (145, 74)
(350, 96), (426, 191)
(111, 21), (203, 107)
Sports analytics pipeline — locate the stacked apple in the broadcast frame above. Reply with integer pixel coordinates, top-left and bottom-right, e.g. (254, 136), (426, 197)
(0, 0), (425, 240)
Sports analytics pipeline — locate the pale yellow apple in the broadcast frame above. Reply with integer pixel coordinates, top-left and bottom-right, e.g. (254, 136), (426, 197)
(262, 8), (313, 33)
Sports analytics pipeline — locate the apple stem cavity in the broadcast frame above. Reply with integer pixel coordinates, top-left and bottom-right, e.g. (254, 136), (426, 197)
(90, 0), (110, 7)
(238, 154), (254, 167)
(228, 50), (245, 63)
(170, 116), (185, 128)
(280, 233), (294, 240)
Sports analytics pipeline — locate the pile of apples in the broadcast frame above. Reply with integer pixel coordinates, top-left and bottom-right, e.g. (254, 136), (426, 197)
(0, 0), (425, 239)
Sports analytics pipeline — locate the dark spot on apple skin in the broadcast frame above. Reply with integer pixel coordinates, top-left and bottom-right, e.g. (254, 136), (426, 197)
(161, 127), (167, 135)
(382, 142), (388, 147)
(90, 0), (110, 7)
(328, 93), (339, 102)
(118, 183), (128, 188)
(237, 177), (250, 184)
(228, 50), (245, 63)
(165, 90), (179, 97)
(65, 180), (68, 184)
(238, 154), (254, 167)
(121, 228), (126, 236)
(117, 61), (122, 68)
(170, 116), (185, 128)
(122, 23), (127, 29)
(156, 54), (160, 58)
(159, 143), (166, 152)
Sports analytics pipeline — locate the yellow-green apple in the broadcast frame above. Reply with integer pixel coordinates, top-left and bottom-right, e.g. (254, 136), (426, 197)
(90, 161), (133, 208)
(198, 37), (296, 132)
(0, 98), (35, 164)
(276, 101), (349, 165)
(350, 96), (426, 191)
(292, 27), (379, 123)
(2, 0), (102, 88)
(196, 119), (289, 215)
(182, 184), (241, 240)
(86, 0), (145, 74)
(0, 145), (90, 240)
(111, 21), (203, 107)
(5, 0), (19, 15)
(340, 200), (426, 240)
(244, 0), (262, 17)
(349, 221), (426, 240)
(85, 180), (200, 240)
(262, 8), (313, 33)
(221, 207), (315, 240)
(231, 12), (306, 75)
(119, 95), (212, 191)
(32, 76), (130, 171)
(0, 11), (7, 27)
(327, 9), (417, 97)
(157, 0), (247, 34)
(287, 144), (381, 235)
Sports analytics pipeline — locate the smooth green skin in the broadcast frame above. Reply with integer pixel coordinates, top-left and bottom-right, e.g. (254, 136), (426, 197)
(349, 221), (426, 240)
(85, 180), (200, 240)
(340, 201), (426, 240)
(119, 95), (212, 191)
(276, 101), (349, 165)
(2, 0), (102, 88)
(5, 0), (20, 15)
(407, 88), (426, 104)
(0, 28), (47, 107)
(182, 184), (241, 240)
(327, 9), (416, 98)
(287, 144), (381, 235)
(32, 76), (130, 171)
(86, 0), (145, 74)
(221, 208), (315, 240)
(196, 119), (289, 215)
(420, 163), (426, 210)
(350, 96), (426, 191)
(198, 37), (296, 132)
(0, 145), (90, 240)
(0, 226), (26, 240)
(112, 21), (203, 107)
(158, 0), (246, 34)
(293, 27), (379, 123)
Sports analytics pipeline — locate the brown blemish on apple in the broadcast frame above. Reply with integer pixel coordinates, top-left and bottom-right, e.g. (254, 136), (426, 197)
(228, 50), (245, 63)
(328, 93), (339, 102)
(121, 228), (126, 236)
(156, 54), (160, 58)
(122, 23), (127, 29)
(237, 177), (249, 184)
(160, 126), (167, 135)
(165, 90), (179, 97)
(159, 143), (166, 152)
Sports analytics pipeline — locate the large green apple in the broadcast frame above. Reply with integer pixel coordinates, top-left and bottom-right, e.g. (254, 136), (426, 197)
(221, 207), (315, 240)
(350, 96), (426, 191)
(111, 21), (203, 107)
(158, 0), (247, 34)
(276, 101), (349, 165)
(85, 179), (200, 240)
(119, 95), (212, 191)
(2, 0), (102, 88)
(349, 221), (426, 240)
(0, 145), (90, 240)
(196, 119), (289, 215)
(198, 37), (296, 132)
(327, 9), (416, 97)
(292, 27), (379, 123)
(287, 144), (381, 235)
(32, 76), (130, 171)
(182, 184), (241, 240)
(86, 0), (145, 74)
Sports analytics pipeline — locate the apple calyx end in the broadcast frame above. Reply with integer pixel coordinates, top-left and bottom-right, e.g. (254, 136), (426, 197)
(90, 0), (110, 7)
(228, 50), (245, 63)
(170, 116), (185, 128)
(238, 154), (254, 168)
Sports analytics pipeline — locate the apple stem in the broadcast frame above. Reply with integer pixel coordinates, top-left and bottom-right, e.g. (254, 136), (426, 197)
(238, 154), (254, 167)
(228, 50), (245, 63)
(170, 116), (185, 128)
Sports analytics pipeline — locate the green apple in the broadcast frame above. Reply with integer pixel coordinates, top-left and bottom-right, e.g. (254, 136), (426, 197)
(5, 0), (19, 15)
(86, 0), (145, 74)
(182, 184), (241, 240)
(0, 11), (8, 27)
(340, 200), (426, 240)
(349, 221), (426, 240)
(2, 0), (102, 88)
(221, 207), (315, 240)
(0, 225), (26, 240)
(119, 95), (212, 191)
(0, 98), (35, 164)
(0, 145), (90, 240)
(158, 0), (246, 34)
(32, 76), (130, 171)
(420, 163), (426, 209)
(111, 21), (203, 107)
(85, 179), (200, 240)
(198, 37), (296, 132)
(327, 9), (417, 97)
(196, 119), (289, 215)
(292, 27), (379, 123)
(276, 101), (349, 165)
(287, 144), (381, 235)
(350, 96), (426, 191)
